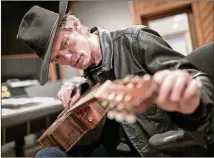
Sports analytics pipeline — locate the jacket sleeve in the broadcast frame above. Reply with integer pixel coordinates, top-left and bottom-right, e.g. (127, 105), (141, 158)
(135, 27), (214, 134)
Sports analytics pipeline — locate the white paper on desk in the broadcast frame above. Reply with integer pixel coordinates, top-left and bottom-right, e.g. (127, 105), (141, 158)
(2, 97), (58, 106)
(31, 97), (57, 103)
(9, 80), (39, 88)
(2, 108), (14, 116)
(2, 98), (35, 106)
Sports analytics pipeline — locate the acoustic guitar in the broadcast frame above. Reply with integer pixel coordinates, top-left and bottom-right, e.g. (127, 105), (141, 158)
(38, 74), (158, 152)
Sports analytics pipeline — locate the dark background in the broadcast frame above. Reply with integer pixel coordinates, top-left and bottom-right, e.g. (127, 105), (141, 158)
(1, 1), (59, 82)
(2, 1), (59, 55)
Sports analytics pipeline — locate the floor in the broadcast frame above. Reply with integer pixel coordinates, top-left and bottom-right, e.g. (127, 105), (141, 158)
(2, 134), (42, 157)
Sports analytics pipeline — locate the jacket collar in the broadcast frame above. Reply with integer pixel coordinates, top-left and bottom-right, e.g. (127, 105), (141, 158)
(90, 27), (113, 71)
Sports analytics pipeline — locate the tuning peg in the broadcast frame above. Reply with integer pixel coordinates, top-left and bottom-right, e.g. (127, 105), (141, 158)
(124, 113), (136, 124)
(124, 94), (132, 102)
(107, 110), (117, 120)
(100, 101), (109, 107)
(116, 103), (125, 110)
(114, 111), (127, 123)
(126, 83), (134, 89)
(142, 74), (152, 81)
(108, 103), (116, 109)
(122, 75), (133, 83)
(131, 76), (141, 83)
(108, 93), (116, 100)
(115, 93), (124, 102)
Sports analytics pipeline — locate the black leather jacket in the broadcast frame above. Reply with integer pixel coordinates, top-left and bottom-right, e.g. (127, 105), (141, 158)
(84, 26), (214, 156)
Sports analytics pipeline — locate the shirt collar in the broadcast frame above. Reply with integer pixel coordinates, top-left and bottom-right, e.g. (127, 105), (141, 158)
(90, 27), (113, 71)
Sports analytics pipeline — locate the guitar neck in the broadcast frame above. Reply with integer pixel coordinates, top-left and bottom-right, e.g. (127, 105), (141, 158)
(58, 74), (159, 122)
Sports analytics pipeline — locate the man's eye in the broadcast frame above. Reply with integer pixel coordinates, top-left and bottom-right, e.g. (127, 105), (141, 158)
(54, 56), (59, 62)
(64, 40), (68, 46)
(63, 38), (69, 48)
(62, 41), (67, 48)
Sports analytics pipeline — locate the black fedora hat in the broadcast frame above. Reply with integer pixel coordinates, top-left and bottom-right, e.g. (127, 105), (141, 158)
(17, 0), (68, 86)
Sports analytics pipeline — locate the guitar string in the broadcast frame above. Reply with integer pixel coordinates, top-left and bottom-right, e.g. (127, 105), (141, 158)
(66, 84), (100, 113)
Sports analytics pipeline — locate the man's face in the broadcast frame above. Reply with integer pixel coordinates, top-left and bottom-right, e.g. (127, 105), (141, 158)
(51, 28), (92, 69)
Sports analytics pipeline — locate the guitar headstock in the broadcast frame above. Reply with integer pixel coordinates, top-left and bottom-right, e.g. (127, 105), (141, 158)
(94, 74), (158, 124)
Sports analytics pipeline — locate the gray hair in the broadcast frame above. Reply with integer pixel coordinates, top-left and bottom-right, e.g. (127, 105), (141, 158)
(59, 12), (89, 33)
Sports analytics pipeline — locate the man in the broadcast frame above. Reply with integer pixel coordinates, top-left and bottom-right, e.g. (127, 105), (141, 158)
(17, 4), (214, 157)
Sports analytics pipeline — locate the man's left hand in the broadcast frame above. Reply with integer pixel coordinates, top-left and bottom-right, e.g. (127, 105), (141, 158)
(151, 70), (201, 114)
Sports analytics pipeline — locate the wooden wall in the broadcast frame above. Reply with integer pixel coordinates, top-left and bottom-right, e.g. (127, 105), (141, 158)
(130, 1), (214, 48)
(192, 2), (214, 46)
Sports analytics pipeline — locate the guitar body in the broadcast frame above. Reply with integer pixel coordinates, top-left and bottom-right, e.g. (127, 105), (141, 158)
(38, 74), (158, 152)
(38, 84), (107, 152)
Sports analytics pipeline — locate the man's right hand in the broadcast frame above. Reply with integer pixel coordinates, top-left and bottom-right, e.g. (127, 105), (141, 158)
(57, 83), (81, 108)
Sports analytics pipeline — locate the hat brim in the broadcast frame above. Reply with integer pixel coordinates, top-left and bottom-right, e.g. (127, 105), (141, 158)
(39, 16), (59, 86)
(40, 0), (68, 86)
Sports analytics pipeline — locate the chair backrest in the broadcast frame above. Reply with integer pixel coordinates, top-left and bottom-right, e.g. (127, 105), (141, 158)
(149, 42), (214, 156)
(186, 42), (214, 84)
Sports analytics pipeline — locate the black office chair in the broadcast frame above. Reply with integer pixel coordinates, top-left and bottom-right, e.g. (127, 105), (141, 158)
(187, 42), (214, 85)
(149, 42), (214, 156)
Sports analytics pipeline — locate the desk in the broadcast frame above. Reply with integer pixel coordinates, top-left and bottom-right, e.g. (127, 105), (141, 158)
(2, 101), (63, 157)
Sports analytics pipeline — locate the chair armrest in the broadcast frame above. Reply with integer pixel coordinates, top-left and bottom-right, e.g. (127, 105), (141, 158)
(148, 130), (205, 150)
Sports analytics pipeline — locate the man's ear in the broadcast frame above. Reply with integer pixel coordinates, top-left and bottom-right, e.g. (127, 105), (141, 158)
(65, 15), (82, 34)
